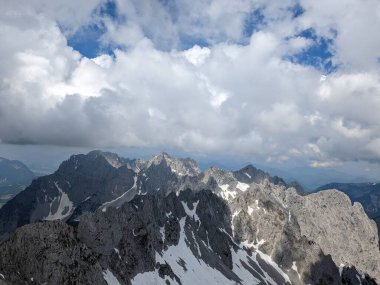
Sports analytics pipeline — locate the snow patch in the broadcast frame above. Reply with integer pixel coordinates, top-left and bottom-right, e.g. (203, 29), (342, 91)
(160, 226), (165, 243)
(231, 247), (260, 285)
(219, 184), (237, 200)
(114, 248), (121, 260)
(44, 182), (74, 220)
(240, 240), (290, 284)
(255, 200), (261, 209)
(247, 200), (261, 214)
(292, 261), (301, 280)
(339, 263), (345, 276)
(236, 182), (249, 191)
(356, 274), (361, 283)
(170, 166), (184, 176)
(100, 176), (137, 212)
(181, 200), (200, 223)
(82, 196), (91, 202)
(231, 210), (241, 235)
(245, 172), (252, 179)
(154, 218), (241, 284)
(131, 269), (173, 285)
(103, 269), (121, 285)
(220, 184), (229, 192)
(256, 250), (290, 283)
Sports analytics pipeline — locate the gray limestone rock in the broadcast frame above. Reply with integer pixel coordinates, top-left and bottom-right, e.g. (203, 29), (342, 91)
(0, 220), (105, 285)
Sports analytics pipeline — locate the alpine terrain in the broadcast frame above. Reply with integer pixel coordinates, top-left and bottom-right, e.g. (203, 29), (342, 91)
(0, 151), (378, 285)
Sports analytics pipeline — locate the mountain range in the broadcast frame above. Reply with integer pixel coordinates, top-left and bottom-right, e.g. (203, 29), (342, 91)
(0, 151), (379, 285)
(0, 157), (35, 208)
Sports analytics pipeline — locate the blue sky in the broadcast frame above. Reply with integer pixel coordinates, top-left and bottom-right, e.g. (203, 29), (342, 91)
(66, 1), (336, 73)
(1, 0), (380, 187)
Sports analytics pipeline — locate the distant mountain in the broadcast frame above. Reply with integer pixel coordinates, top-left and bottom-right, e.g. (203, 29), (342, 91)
(0, 157), (35, 208)
(316, 182), (380, 244)
(0, 151), (378, 284)
(264, 165), (378, 191)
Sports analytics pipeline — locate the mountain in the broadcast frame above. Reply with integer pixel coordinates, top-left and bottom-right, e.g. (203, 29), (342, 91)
(0, 157), (35, 208)
(264, 165), (378, 191)
(316, 182), (380, 246)
(0, 151), (379, 285)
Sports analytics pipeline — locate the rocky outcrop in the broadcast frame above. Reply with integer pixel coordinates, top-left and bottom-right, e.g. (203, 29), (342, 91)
(316, 183), (380, 218)
(0, 220), (104, 285)
(316, 182), (380, 248)
(230, 182), (380, 283)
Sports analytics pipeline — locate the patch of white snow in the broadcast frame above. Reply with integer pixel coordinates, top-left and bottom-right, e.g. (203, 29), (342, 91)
(236, 182), (249, 192)
(103, 269), (121, 285)
(100, 176), (137, 212)
(181, 201), (200, 223)
(44, 182), (74, 220)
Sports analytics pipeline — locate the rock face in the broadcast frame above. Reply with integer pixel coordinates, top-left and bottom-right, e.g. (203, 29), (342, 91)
(0, 151), (379, 285)
(230, 183), (380, 284)
(0, 220), (105, 285)
(316, 182), (380, 243)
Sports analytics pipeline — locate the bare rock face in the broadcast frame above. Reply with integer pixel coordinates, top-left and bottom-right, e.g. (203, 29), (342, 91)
(316, 182), (380, 220)
(230, 183), (380, 284)
(316, 182), (380, 249)
(286, 189), (380, 281)
(0, 220), (104, 285)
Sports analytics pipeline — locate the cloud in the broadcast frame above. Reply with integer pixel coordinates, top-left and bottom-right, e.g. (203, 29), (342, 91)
(0, 0), (380, 168)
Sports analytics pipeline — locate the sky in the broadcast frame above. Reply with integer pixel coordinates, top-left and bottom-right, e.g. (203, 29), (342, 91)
(0, 0), (380, 188)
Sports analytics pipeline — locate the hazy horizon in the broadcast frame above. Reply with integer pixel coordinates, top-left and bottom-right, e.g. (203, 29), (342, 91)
(1, 143), (379, 190)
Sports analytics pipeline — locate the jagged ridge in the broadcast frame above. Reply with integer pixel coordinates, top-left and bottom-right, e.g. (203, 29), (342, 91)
(0, 151), (378, 285)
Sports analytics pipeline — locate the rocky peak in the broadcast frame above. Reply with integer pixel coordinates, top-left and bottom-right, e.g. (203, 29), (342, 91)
(87, 150), (125, 168)
(57, 151), (126, 177)
(233, 164), (286, 187)
(202, 166), (233, 183)
(145, 152), (201, 177)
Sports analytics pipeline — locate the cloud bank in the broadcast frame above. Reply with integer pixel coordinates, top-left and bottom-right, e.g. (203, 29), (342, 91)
(0, 0), (380, 167)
